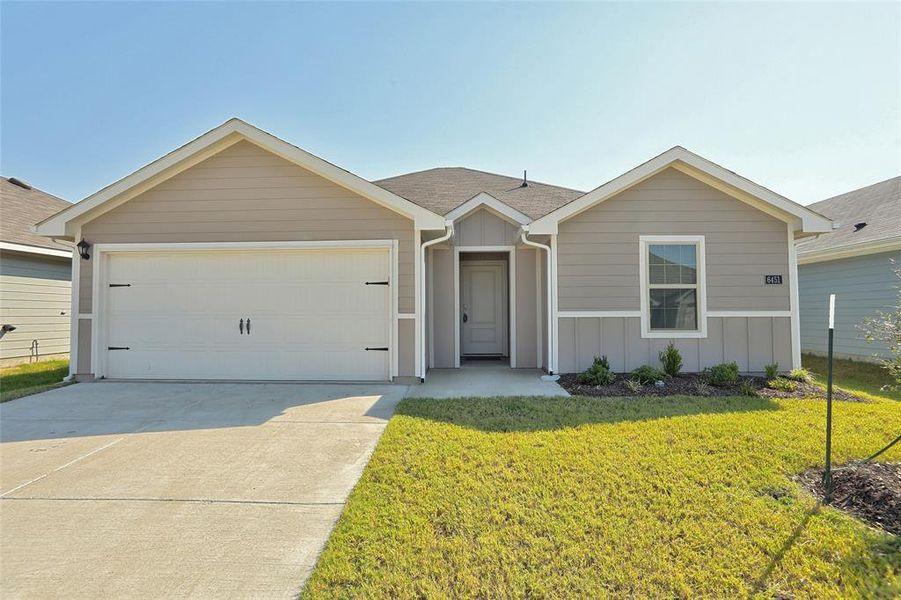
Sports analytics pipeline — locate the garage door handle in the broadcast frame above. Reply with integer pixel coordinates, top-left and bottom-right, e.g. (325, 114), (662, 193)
(239, 318), (244, 335)
(365, 347), (389, 351)
(365, 280), (390, 286)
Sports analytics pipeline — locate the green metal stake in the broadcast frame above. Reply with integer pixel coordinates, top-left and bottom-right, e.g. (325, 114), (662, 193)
(823, 294), (835, 504)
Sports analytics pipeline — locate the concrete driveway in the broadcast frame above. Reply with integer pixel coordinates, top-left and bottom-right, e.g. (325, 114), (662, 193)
(0, 381), (405, 599)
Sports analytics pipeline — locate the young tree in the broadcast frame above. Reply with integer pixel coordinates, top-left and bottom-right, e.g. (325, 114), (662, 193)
(858, 262), (901, 391)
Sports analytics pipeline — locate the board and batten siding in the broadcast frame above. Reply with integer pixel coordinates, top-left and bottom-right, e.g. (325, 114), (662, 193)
(799, 250), (900, 360)
(455, 208), (521, 247)
(76, 140), (417, 376)
(0, 251), (71, 365)
(558, 316), (792, 374)
(556, 167), (793, 373)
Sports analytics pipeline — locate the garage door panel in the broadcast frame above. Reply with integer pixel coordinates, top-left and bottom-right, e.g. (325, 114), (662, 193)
(102, 248), (391, 380)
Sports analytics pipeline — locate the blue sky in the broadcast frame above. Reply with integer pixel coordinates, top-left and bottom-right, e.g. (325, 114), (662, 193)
(1, 2), (898, 206)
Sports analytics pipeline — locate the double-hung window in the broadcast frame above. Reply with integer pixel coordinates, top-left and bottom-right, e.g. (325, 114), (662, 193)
(639, 236), (707, 338)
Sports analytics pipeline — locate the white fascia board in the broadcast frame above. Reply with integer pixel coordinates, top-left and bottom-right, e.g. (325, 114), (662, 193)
(446, 192), (532, 225)
(797, 237), (901, 264)
(34, 118), (445, 238)
(529, 147), (833, 235)
(0, 241), (72, 258)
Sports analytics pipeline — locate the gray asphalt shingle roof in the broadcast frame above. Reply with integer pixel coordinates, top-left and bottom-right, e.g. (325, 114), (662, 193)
(797, 176), (901, 256)
(0, 177), (72, 252)
(375, 167), (584, 220)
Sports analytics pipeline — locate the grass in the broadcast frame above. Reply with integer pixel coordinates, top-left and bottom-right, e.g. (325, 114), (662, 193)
(803, 353), (900, 401)
(0, 359), (70, 402)
(305, 390), (901, 597)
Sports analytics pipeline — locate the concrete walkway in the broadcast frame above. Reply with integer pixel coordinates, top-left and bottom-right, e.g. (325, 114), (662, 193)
(410, 362), (569, 398)
(0, 381), (406, 599)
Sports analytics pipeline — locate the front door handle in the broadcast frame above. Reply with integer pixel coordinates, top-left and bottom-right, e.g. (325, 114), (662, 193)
(246, 318), (251, 335)
(463, 313), (468, 323)
(239, 318), (244, 335)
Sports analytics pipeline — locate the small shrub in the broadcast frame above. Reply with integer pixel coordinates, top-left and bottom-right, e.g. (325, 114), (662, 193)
(577, 355), (616, 386)
(702, 362), (739, 387)
(631, 364), (666, 385)
(739, 379), (758, 397)
(658, 342), (683, 377)
(695, 381), (713, 396)
(765, 363), (779, 379)
(625, 379), (643, 394)
(767, 378), (797, 392)
(786, 368), (812, 383)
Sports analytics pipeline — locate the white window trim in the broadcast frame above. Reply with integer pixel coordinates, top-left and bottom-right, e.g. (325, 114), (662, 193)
(638, 235), (707, 339)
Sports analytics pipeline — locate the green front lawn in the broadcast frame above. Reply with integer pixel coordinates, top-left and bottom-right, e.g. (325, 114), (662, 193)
(306, 391), (900, 598)
(0, 359), (70, 402)
(804, 353), (900, 401)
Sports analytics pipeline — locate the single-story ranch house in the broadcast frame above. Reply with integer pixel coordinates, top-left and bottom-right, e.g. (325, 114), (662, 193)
(34, 119), (832, 382)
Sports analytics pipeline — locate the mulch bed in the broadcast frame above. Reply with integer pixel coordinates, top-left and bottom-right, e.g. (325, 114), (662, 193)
(795, 462), (901, 535)
(558, 372), (866, 401)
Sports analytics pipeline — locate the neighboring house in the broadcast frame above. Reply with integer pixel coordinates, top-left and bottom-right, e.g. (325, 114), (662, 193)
(34, 119), (832, 382)
(797, 176), (901, 361)
(0, 177), (72, 366)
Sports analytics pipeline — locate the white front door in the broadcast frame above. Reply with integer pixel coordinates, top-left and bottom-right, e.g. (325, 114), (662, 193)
(460, 261), (507, 356)
(100, 247), (391, 381)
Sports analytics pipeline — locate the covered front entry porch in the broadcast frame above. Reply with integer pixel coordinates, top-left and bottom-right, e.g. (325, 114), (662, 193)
(423, 205), (550, 376)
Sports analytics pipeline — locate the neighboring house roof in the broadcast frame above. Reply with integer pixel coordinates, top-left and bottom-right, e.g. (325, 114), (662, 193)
(528, 146), (833, 235)
(375, 167), (583, 220)
(0, 177), (72, 256)
(34, 118), (446, 238)
(797, 176), (901, 263)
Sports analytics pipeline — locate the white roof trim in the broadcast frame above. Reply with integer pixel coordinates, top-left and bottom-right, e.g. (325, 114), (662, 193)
(445, 192), (531, 225)
(0, 241), (71, 258)
(528, 146), (833, 235)
(797, 237), (901, 264)
(34, 118), (446, 237)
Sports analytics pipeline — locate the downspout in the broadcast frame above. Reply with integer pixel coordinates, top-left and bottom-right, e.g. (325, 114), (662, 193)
(419, 221), (454, 382)
(520, 228), (554, 375)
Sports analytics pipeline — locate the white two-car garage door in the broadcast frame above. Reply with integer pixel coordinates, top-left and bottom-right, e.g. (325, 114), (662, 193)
(99, 247), (392, 381)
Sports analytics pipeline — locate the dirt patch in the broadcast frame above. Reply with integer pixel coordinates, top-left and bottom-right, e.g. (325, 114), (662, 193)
(796, 462), (901, 535)
(558, 372), (866, 401)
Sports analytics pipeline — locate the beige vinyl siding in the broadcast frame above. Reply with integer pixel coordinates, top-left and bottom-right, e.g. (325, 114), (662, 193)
(430, 248), (455, 368)
(558, 316), (792, 374)
(0, 251), (71, 364)
(76, 140), (416, 376)
(455, 208), (520, 246)
(557, 168), (791, 312)
(515, 247), (538, 368)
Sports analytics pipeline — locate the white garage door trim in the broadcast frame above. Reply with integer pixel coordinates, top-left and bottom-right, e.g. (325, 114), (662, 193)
(91, 240), (398, 380)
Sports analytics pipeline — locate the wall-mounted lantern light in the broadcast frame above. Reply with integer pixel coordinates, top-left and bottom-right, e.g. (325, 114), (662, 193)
(76, 239), (91, 260)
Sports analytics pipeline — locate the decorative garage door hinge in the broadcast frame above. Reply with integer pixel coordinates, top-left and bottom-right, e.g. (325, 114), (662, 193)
(364, 347), (389, 351)
(108, 283), (131, 288)
(364, 280), (390, 286)
(107, 346), (130, 350)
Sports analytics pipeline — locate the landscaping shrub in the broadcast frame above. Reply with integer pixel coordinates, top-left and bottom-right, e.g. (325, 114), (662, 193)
(739, 379), (757, 397)
(631, 364), (666, 385)
(768, 378), (797, 392)
(658, 342), (683, 377)
(787, 368), (812, 383)
(694, 381), (712, 396)
(625, 379), (643, 393)
(702, 362), (739, 387)
(577, 355), (616, 386)
(765, 363), (779, 379)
